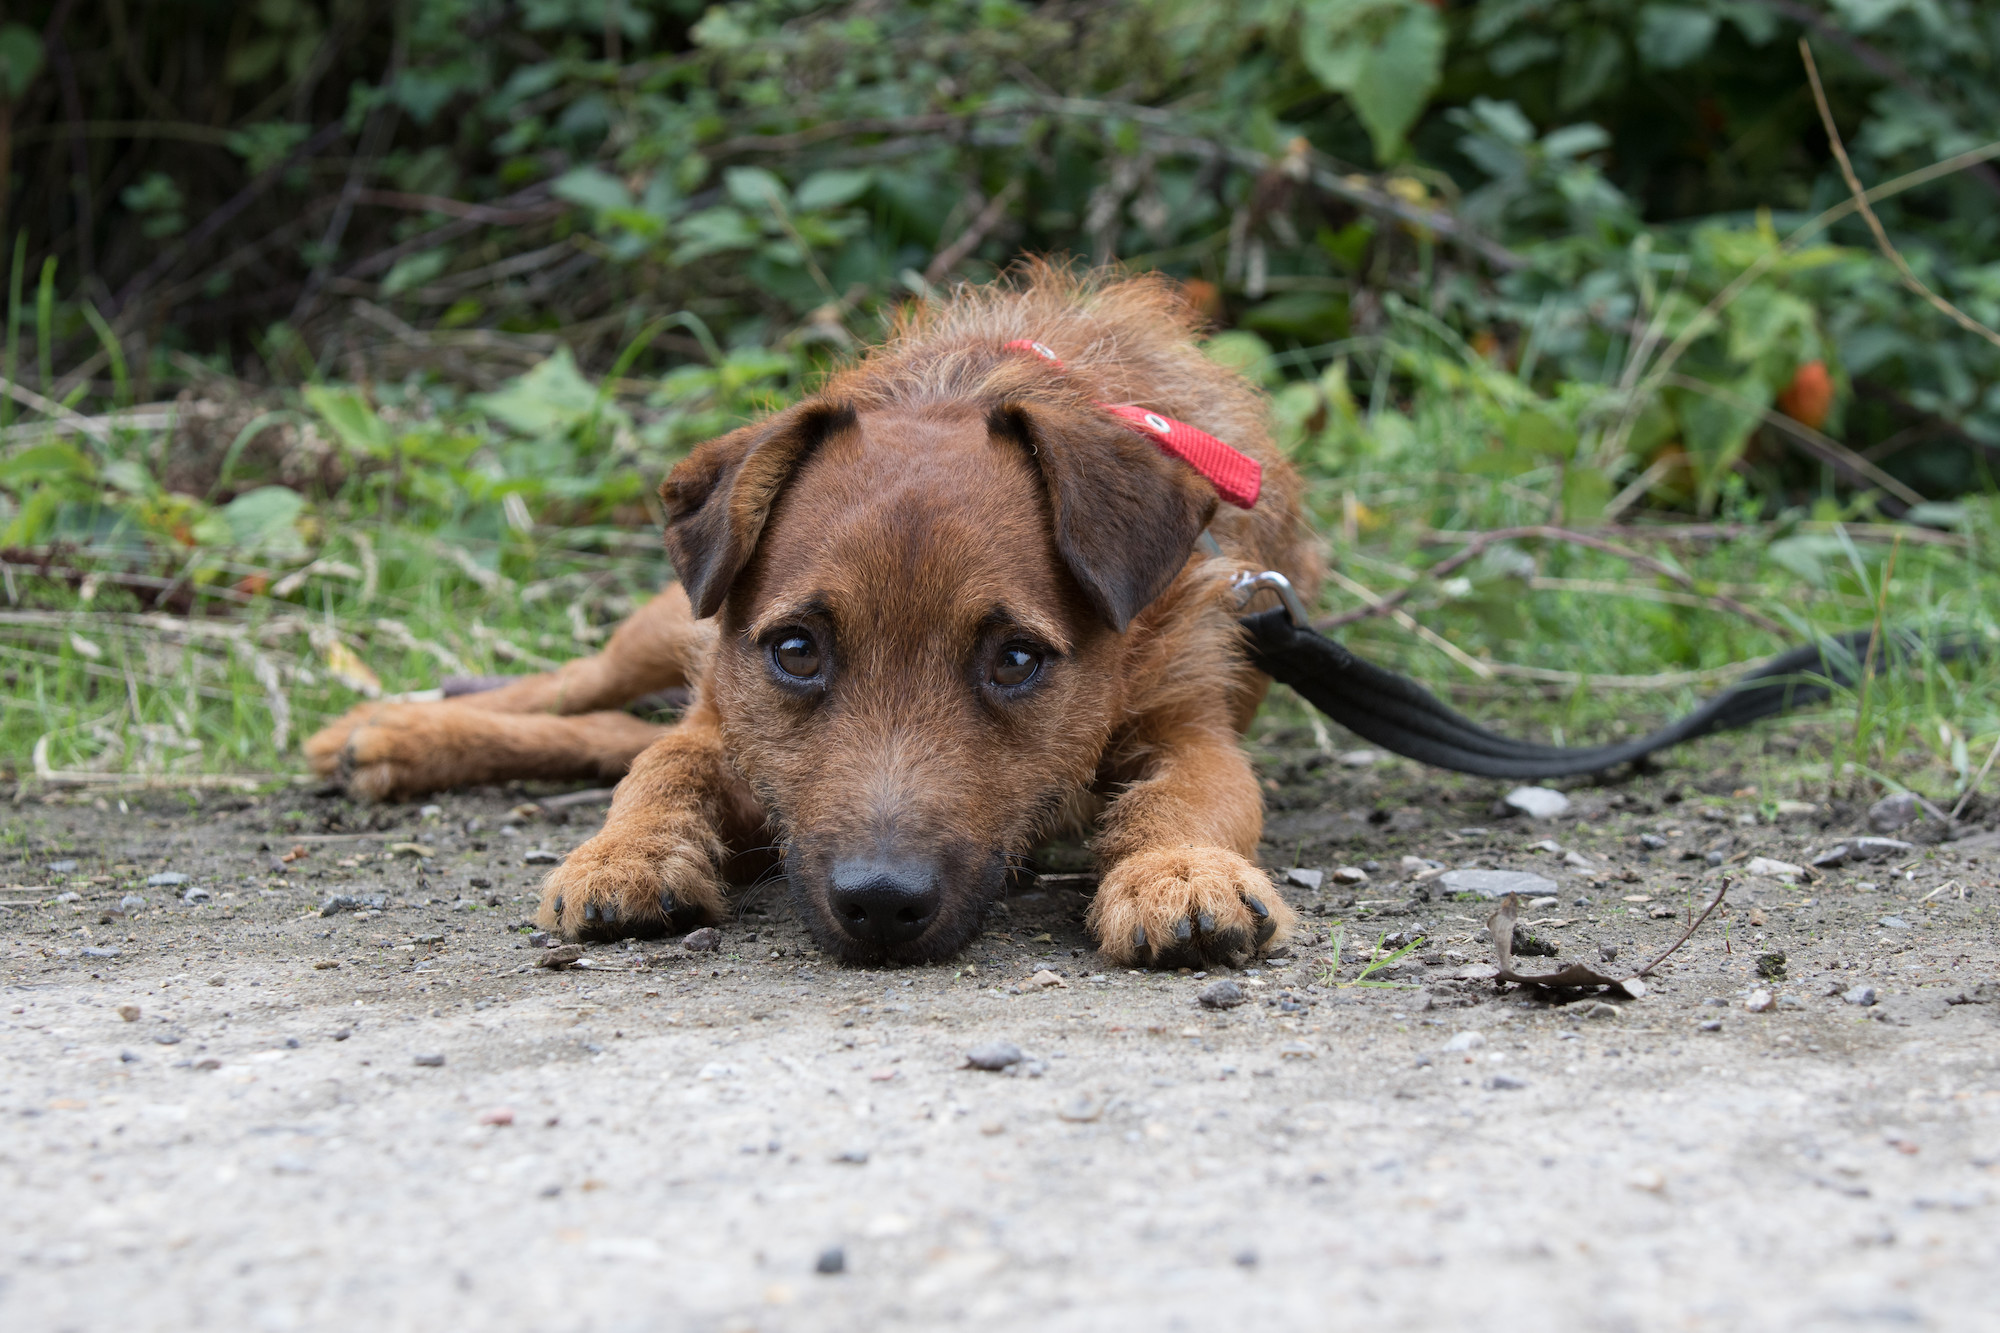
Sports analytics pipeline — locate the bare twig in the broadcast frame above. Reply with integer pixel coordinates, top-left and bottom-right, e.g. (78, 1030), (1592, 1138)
(924, 179), (1022, 284)
(1950, 733), (2000, 822)
(1321, 566), (1494, 678)
(1802, 39), (2000, 353)
(1660, 372), (1925, 508)
(1635, 879), (1730, 979)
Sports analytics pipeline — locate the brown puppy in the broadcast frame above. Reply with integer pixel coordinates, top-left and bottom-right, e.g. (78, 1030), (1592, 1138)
(306, 265), (1320, 969)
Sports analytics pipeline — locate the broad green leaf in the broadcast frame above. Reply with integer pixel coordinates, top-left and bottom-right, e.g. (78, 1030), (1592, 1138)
(552, 166), (633, 215)
(380, 248), (450, 297)
(216, 486), (307, 558)
(469, 347), (600, 436)
(1347, 6), (1445, 160)
(304, 386), (394, 457)
(724, 166), (790, 213)
(795, 169), (873, 212)
(1637, 6), (1719, 69)
(0, 24), (43, 101)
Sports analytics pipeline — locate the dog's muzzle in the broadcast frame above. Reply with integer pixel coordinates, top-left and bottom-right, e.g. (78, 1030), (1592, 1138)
(827, 859), (942, 946)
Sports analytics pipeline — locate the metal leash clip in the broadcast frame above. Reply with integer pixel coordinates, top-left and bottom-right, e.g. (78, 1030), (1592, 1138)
(1198, 530), (1309, 627)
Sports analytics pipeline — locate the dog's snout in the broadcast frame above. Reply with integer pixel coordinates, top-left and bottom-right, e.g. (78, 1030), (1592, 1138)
(828, 860), (942, 944)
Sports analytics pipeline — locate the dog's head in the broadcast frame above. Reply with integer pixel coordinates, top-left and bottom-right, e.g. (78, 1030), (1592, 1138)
(660, 392), (1218, 963)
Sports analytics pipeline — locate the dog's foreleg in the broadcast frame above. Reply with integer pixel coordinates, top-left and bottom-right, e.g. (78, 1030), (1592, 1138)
(1086, 721), (1297, 969)
(536, 702), (764, 940)
(452, 583), (715, 716)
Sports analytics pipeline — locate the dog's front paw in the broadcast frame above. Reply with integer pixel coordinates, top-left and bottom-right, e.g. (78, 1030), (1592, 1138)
(1088, 846), (1297, 969)
(302, 703), (472, 801)
(536, 825), (727, 941)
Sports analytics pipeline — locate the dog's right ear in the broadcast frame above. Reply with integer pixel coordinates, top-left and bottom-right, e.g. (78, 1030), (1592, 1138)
(660, 401), (855, 618)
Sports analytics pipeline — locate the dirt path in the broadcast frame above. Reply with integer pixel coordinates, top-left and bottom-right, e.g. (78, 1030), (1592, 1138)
(4, 734), (1997, 1331)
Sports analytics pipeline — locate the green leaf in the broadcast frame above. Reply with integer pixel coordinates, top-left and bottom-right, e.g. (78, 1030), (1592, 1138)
(794, 169), (873, 212)
(724, 166), (790, 213)
(552, 167), (633, 215)
(0, 23), (43, 101)
(216, 486), (307, 558)
(303, 386), (394, 457)
(1347, 6), (1445, 160)
(380, 248), (450, 297)
(469, 347), (600, 436)
(1638, 6), (1719, 69)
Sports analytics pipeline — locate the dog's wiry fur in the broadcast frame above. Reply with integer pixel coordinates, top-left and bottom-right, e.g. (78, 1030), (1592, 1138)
(305, 264), (1320, 968)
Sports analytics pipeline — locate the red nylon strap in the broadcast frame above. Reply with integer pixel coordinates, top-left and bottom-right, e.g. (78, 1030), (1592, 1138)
(1004, 339), (1262, 509)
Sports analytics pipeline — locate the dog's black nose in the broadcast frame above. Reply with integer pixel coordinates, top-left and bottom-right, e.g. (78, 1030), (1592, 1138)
(828, 860), (941, 944)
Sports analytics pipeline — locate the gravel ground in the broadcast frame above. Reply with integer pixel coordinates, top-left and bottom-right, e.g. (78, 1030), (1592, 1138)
(3, 732), (1998, 1332)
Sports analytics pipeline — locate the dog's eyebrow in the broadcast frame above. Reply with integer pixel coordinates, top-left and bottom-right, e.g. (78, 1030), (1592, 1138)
(983, 604), (1071, 654)
(749, 595), (833, 637)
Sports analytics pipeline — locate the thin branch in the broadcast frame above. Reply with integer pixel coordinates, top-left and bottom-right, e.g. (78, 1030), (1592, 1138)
(1802, 39), (2000, 353)
(1635, 880), (1730, 979)
(1661, 371), (1926, 508)
(924, 178), (1022, 284)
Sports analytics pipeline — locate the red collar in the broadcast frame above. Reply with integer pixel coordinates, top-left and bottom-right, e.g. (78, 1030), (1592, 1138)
(1005, 340), (1262, 509)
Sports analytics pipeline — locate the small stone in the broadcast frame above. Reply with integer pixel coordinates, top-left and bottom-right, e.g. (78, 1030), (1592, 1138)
(119, 895), (146, 912)
(1528, 895), (1559, 909)
(1197, 980), (1247, 1010)
(1878, 916), (1909, 930)
(81, 946), (120, 959)
(1338, 750), (1380, 768)
(1486, 1074), (1528, 1090)
(1843, 985), (1879, 1007)
(522, 849), (562, 865)
(1696, 1019), (1723, 1032)
(1437, 869), (1558, 900)
(1562, 850), (1595, 870)
(206, 974), (226, 986)
(48, 859), (79, 874)
(1441, 1031), (1486, 1053)
(535, 945), (585, 970)
(1581, 1002), (1621, 1020)
(182, 887), (211, 904)
(1628, 1167), (1666, 1194)
(319, 894), (385, 917)
(1774, 800), (1818, 817)
(1867, 792), (1921, 834)
(1233, 1249), (1259, 1268)
(1598, 942), (1619, 963)
(1745, 857), (1804, 879)
(815, 1246), (847, 1275)
(1283, 867), (1324, 890)
(1777, 995), (1805, 1011)
(1745, 990), (1775, 1013)
(1529, 839), (1563, 854)
(964, 1041), (1025, 1071)
(116, 1003), (141, 1022)
(478, 1107), (515, 1126)
(831, 1149), (869, 1165)
(1638, 833), (1669, 851)
(412, 1053), (445, 1067)
(1330, 865), (1368, 885)
(1503, 787), (1571, 820)
(388, 842), (434, 859)
(147, 872), (188, 888)
(683, 927), (722, 953)
(1400, 855), (1438, 876)
(1028, 969), (1065, 988)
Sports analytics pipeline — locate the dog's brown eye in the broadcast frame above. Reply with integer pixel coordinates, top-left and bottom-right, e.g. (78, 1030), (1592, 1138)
(772, 633), (822, 679)
(991, 644), (1042, 688)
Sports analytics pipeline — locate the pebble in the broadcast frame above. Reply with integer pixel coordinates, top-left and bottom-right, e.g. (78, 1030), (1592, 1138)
(1057, 1095), (1104, 1123)
(478, 1108), (515, 1126)
(1486, 1074), (1527, 1090)
(1598, 942), (1619, 963)
(412, 1053), (446, 1067)
(1812, 837), (1914, 868)
(1629, 1167), (1666, 1194)
(80, 946), (119, 959)
(815, 1246), (847, 1275)
(319, 894), (385, 917)
(1843, 985), (1879, 1007)
(1562, 850), (1595, 870)
(1503, 786), (1570, 820)
(1441, 1031), (1486, 1053)
(1777, 995), (1805, 1010)
(1400, 855), (1442, 875)
(1197, 980), (1247, 1010)
(831, 1149), (870, 1165)
(1528, 896), (1559, 908)
(522, 849), (562, 865)
(1338, 750), (1380, 767)
(1866, 792), (1921, 833)
(119, 895), (146, 912)
(1283, 867), (1324, 890)
(1878, 916), (1910, 930)
(182, 887), (211, 904)
(1581, 1002), (1621, 1020)
(1697, 1019), (1723, 1032)
(964, 1041), (1025, 1071)
(1028, 969), (1065, 988)
(49, 860), (78, 874)
(1745, 990), (1775, 1013)
(1638, 833), (1668, 850)
(534, 945), (585, 970)
(1233, 1249), (1259, 1268)
(116, 1003), (141, 1022)
(1529, 839), (1563, 854)
(147, 872), (188, 887)
(1330, 866), (1368, 885)
(1437, 869), (1558, 900)
(683, 927), (722, 952)
(1744, 857), (1803, 879)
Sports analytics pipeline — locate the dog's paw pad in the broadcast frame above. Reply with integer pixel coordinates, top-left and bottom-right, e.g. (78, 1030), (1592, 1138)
(535, 832), (725, 942)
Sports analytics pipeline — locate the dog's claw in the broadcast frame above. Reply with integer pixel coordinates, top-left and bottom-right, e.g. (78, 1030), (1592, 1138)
(1254, 914), (1277, 945)
(553, 895), (564, 917)
(1132, 925), (1147, 951)
(659, 889), (677, 917)
(583, 902), (600, 923)
(1241, 894), (1269, 919)
(1172, 917), (1193, 944)
(1196, 911), (1215, 934)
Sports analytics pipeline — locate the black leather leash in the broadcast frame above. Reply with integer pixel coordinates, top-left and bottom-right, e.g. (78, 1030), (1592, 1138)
(1236, 597), (1966, 780)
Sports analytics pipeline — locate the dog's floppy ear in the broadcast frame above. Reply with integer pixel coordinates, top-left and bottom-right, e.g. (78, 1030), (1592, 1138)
(660, 401), (856, 618)
(991, 402), (1220, 632)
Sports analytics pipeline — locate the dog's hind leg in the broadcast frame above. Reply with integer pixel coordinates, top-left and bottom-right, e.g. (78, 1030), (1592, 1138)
(1085, 718), (1299, 970)
(305, 584), (714, 798)
(535, 699), (764, 940)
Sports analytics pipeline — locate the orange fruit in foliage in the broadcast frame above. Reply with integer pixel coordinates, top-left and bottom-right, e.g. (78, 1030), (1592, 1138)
(1179, 278), (1221, 320)
(1777, 359), (1833, 429)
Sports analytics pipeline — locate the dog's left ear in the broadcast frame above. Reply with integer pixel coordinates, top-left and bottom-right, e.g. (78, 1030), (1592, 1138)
(660, 401), (856, 617)
(991, 402), (1221, 632)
